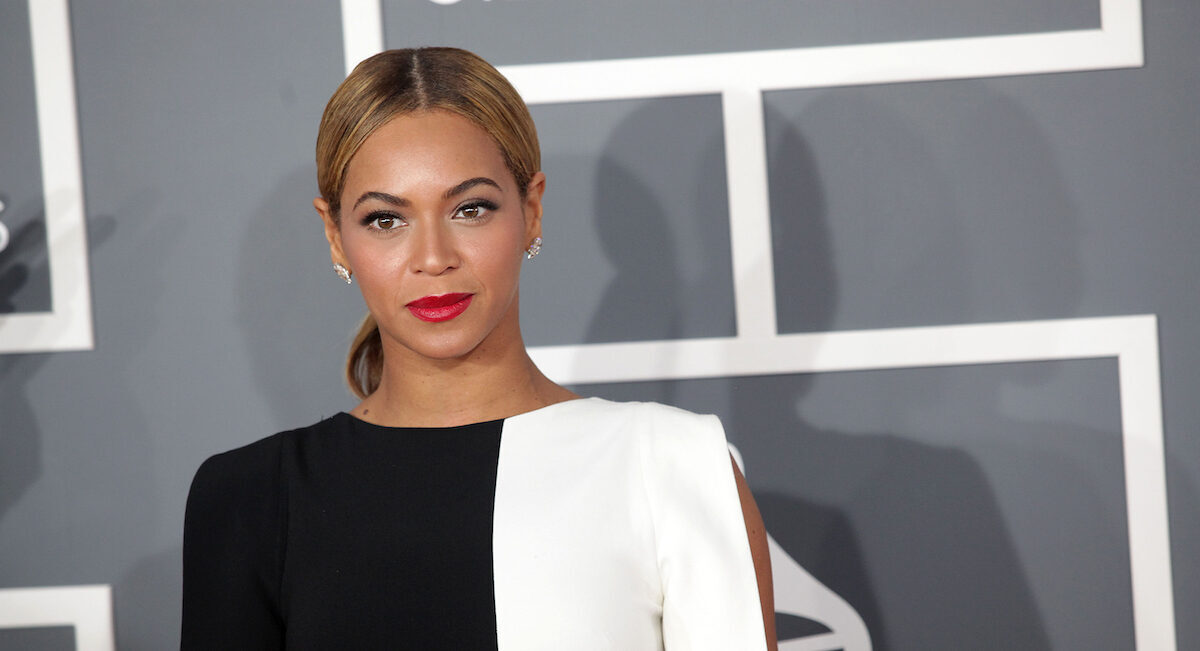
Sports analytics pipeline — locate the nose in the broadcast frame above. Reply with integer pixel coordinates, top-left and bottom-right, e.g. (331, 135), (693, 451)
(409, 221), (460, 276)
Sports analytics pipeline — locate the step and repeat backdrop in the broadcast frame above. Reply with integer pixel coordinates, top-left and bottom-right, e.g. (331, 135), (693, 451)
(2, 0), (1198, 649)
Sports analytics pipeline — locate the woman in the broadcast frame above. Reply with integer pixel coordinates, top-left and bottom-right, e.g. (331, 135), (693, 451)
(183, 47), (777, 650)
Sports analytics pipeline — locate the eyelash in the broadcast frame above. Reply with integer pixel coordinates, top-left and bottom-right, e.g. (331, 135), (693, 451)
(454, 199), (499, 222)
(361, 211), (404, 232)
(359, 199), (499, 232)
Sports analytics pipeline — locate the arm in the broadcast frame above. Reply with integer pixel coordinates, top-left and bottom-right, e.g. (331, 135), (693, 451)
(181, 444), (284, 650)
(733, 456), (779, 651)
(642, 407), (773, 650)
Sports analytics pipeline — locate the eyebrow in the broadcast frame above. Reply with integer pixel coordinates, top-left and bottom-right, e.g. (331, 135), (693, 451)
(353, 191), (408, 209)
(351, 177), (503, 211)
(442, 177), (501, 200)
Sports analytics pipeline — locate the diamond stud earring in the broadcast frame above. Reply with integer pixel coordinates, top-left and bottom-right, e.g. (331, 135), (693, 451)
(525, 236), (543, 260)
(333, 262), (353, 284)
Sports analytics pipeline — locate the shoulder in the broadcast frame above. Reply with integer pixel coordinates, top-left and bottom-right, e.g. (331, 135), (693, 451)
(190, 435), (282, 494)
(508, 399), (729, 476)
(549, 397), (723, 438)
(551, 398), (731, 480)
(186, 415), (344, 513)
(591, 399), (727, 455)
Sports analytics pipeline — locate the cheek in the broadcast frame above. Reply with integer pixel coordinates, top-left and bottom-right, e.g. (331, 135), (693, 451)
(339, 222), (381, 261)
(341, 232), (405, 286)
(468, 226), (524, 280)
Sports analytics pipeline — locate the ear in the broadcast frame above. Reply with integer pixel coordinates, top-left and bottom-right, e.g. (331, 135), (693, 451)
(314, 197), (348, 267)
(523, 171), (546, 243)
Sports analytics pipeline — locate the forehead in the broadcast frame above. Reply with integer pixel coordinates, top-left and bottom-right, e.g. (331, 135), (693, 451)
(344, 110), (511, 195)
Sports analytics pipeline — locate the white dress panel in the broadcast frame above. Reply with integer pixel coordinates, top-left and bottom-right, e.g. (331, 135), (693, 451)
(492, 398), (768, 651)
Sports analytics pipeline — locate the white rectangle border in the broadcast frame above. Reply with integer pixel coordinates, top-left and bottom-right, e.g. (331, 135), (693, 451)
(0, 584), (115, 651)
(0, 0), (94, 354)
(499, 0), (1143, 104)
(342, 0), (1142, 98)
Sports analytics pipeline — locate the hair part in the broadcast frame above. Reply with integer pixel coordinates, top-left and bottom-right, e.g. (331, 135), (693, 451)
(316, 47), (541, 399)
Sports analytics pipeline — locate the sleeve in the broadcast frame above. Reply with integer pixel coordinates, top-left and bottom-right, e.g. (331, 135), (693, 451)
(638, 407), (769, 650)
(181, 439), (285, 650)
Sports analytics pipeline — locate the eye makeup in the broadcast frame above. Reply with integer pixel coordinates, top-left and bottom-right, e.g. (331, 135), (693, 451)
(454, 199), (500, 222)
(361, 210), (405, 231)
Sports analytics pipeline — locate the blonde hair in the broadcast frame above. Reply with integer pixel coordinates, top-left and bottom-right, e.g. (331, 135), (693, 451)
(315, 47), (541, 399)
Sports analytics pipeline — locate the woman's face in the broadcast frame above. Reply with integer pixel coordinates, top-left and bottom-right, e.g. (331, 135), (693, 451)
(317, 110), (544, 362)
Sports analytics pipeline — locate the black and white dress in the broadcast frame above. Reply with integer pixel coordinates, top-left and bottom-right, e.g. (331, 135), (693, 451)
(182, 398), (767, 650)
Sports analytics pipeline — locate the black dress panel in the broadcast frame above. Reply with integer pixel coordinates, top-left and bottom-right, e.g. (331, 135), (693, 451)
(182, 414), (504, 650)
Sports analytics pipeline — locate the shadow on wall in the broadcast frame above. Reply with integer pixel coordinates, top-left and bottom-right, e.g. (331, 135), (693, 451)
(581, 94), (733, 343)
(0, 200), (37, 314)
(118, 546), (183, 650)
(1168, 466), (1200, 649)
(0, 208), (115, 520)
(235, 165), (365, 432)
(0, 203), (51, 522)
(736, 375), (1051, 651)
(755, 87), (1064, 650)
(759, 81), (1125, 649)
(571, 95), (736, 404)
(570, 82), (1110, 648)
(584, 158), (681, 346)
(1, 193), (190, 648)
(757, 80), (1154, 651)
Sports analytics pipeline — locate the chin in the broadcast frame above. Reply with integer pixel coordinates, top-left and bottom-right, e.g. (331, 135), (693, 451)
(381, 309), (515, 363)
(415, 345), (481, 362)
(400, 332), (490, 362)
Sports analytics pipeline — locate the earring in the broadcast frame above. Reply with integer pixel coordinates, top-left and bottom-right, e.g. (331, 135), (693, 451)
(333, 262), (353, 284)
(525, 236), (543, 260)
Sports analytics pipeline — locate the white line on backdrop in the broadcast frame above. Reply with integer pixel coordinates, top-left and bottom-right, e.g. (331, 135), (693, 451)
(0, 585), (114, 651)
(0, 0), (93, 354)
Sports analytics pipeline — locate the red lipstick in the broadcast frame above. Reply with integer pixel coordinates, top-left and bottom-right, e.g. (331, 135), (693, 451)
(406, 293), (473, 323)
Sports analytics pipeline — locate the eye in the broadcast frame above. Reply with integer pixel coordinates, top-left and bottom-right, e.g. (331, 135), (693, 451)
(453, 200), (498, 222)
(363, 211), (405, 231)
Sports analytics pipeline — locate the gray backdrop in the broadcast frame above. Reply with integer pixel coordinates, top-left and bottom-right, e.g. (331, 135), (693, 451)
(1, 0), (1197, 649)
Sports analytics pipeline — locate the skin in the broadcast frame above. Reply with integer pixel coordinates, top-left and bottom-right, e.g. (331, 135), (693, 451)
(736, 459), (778, 649)
(316, 109), (574, 427)
(316, 109), (776, 649)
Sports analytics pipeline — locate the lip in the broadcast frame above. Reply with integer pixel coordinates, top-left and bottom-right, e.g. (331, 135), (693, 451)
(405, 293), (473, 322)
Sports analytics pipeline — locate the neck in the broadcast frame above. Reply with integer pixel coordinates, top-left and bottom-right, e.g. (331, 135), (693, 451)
(352, 318), (577, 427)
